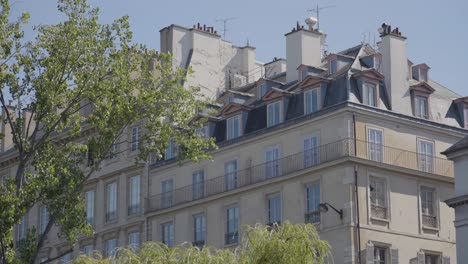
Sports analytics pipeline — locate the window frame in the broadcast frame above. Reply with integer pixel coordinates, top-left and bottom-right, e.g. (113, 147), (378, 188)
(224, 160), (238, 191)
(128, 175), (141, 216)
(305, 182), (321, 224)
(161, 221), (174, 247)
(368, 176), (389, 221)
(226, 114), (242, 140)
(109, 142), (118, 159)
(419, 185), (439, 230)
(373, 246), (387, 264)
(193, 213), (206, 246)
(415, 95), (429, 119)
(105, 181), (118, 222)
(304, 87), (321, 114)
(417, 138), (435, 173)
(267, 193), (282, 225)
(363, 82), (378, 107)
(329, 59), (337, 74)
(131, 126), (141, 152)
(128, 231), (141, 252)
(105, 238), (117, 258)
(267, 100), (282, 127)
(161, 178), (174, 209)
(225, 205), (239, 245)
(85, 189), (95, 225)
(367, 127), (384, 162)
(464, 107), (468, 128)
(192, 169), (205, 200)
(265, 145), (281, 178)
(165, 139), (178, 160)
(303, 134), (320, 167)
(39, 205), (49, 235)
(258, 83), (267, 99)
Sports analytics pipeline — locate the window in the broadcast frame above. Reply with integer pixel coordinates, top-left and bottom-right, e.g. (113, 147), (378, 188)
(265, 146), (280, 178)
(85, 190), (94, 224)
(192, 170), (205, 200)
(304, 88), (320, 114)
(267, 101), (282, 127)
(129, 175), (140, 215)
(415, 96), (429, 119)
(418, 140), (434, 173)
(300, 69), (308, 81)
(364, 83), (377, 107)
(106, 182), (117, 222)
(368, 128), (383, 162)
(161, 179), (174, 208)
(193, 214), (206, 247)
(165, 139), (178, 160)
(425, 254), (440, 264)
(258, 83), (267, 99)
(161, 222), (174, 247)
(226, 206), (239, 245)
(373, 247), (386, 264)
(62, 252), (72, 263)
(105, 238), (117, 258)
(18, 215), (27, 241)
(109, 142), (118, 159)
(305, 183), (320, 223)
(128, 232), (140, 252)
(195, 126), (209, 139)
(86, 145), (94, 166)
(227, 115), (241, 140)
(374, 57), (381, 72)
(421, 187), (437, 228)
(83, 245), (93, 256)
(329, 59), (337, 74)
(39, 206), (49, 235)
(268, 193), (281, 225)
(224, 160), (238, 191)
(420, 69), (428, 82)
(464, 108), (468, 128)
(304, 135), (319, 167)
(131, 126), (141, 151)
(369, 177), (387, 219)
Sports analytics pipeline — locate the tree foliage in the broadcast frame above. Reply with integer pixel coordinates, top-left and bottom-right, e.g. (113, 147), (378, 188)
(0, 0), (214, 263)
(73, 222), (331, 264)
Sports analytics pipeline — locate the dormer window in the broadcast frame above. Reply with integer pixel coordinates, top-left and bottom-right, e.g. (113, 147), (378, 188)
(300, 69), (308, 81)
(363, 83), (377, 107)
(464, 108), (468, 128)
(329, 59), (337, 74)
(195, 125), (209, 139)
(415, 96), (429, 119)
(267, 101), (282, 127)
(227, 115), (241, 140)
(412, 63), (430, 82)
(304, 88), (320, 114)
(374, 57), (382, 73)
(258, 84), (266, 99)
(420, 69), (428, 82)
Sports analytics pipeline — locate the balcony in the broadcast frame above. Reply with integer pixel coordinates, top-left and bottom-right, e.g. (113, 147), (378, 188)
(147, 138), (453, 213)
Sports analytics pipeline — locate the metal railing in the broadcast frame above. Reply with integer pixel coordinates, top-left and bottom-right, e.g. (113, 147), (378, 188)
(147, 138), (453, 213)
(371, 204), (388, 219)
(422, 214), (437, 228)
(225, 232), (239, 245)
(305, 211), (321, 224)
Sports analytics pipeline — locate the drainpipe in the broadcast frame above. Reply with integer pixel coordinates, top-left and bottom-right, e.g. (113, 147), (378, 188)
(353, 113), (362, 264)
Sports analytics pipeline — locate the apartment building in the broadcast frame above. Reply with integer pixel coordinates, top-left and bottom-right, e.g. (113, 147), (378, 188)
(2, 19), (467, 263)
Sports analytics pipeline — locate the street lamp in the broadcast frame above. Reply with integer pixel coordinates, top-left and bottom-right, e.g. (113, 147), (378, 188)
(319, 202), (343, 219)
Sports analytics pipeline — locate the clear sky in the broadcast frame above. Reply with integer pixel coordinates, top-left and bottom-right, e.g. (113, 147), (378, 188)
(9, 0), (468, 96)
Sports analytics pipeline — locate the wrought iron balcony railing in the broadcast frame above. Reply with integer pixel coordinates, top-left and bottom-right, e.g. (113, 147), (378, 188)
(147, 138), (453, 213)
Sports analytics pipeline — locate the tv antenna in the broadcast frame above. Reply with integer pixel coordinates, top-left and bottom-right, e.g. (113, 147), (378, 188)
(307, 4), (335, 31)
(215, 17), (237, 39)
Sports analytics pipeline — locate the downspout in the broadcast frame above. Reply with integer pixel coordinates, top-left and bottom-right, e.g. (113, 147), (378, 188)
(353, 112), (362, 264)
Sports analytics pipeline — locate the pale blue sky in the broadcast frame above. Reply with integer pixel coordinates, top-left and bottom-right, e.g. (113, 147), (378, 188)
(9, 0), (468, 96)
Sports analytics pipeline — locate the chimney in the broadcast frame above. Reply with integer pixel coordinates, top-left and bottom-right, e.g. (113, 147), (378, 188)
(285, 18), (324, 82)
(379, 23), (412, 114)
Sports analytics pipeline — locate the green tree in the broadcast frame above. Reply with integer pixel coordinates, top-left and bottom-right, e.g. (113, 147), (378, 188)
(0, 0), (214, 263)
(73, 222), (331, 264)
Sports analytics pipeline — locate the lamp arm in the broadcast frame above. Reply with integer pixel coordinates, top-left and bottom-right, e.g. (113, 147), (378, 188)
(324, 202), (343, 219)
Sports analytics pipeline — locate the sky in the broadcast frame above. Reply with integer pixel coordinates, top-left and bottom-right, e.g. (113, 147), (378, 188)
(9, 0), (468, 96)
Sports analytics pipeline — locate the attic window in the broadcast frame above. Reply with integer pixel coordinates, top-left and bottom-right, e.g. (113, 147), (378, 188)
(464, 108), (468, 128)
(329, 59), (337, 74)
(363, 83), (377, 107)
(300, 69), (308, 81)
(374, 57), (382, 73)
(415, 96), (429, 119)
(267, 101), (282, 127)
(258, 84), (266, 99)
(420, 69), (428, 82)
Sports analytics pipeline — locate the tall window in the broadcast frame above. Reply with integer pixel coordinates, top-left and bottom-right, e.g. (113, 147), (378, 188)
(304, 135), (319, 167)
(105, 238), (117, 258)
(39, 206), (49, 235)
(129, 175), (140, 215)
(329, 59), (337, 74)
(226, 206), (239, 245)
(128, 232), (140, 252)
(161, 179), (174, 208)
(192, 170), (205, 200)
(83, 245), (93, 256)
(18, 215), (27, 241)
(373, 247), (386, 264)
(268, 193), (281, 225)
(85, 190), (94, 224)
(161, 222), (174, 247)
(415, 96), (429, 119)
(265, 146), (280, 178)
(131, 126), (141, 151)
(306, 183), (320, 223)
(369, 177), (387, 219)
(109, 142), (118, 159)
(227, 115), (241, 140)
(165, 139), (178, 159)
(418, 140), (434, 173)
(224, 160), (238, 191)
(421, 187), (437, 228)
(267, 101), (282, 127)
(258, 83), (266, 99)
(304, 88), (320, 114)
(193, 214), (206, 246)
(364, 83), (377, 107)
(106, 182), (117, 222)
(368, 128), (383, 162)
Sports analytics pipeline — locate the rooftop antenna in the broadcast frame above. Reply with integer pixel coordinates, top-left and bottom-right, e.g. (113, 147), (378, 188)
(307, 4), (335, 31)
(215, 17), (237, 39)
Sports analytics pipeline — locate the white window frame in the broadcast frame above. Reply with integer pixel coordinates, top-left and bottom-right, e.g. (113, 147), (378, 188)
(106, 182), (117, 222)
(464, 108), (468, 128)
(267, 101), (282, 127)
(420, 68), (428, 82)
(225, 205), (239, 245)
(415, 96), (429, 119)
(161, 178), (174, 208)
(165, 139), (178, 160)
(265, 145), (281, 178)
(299, 69), (308, 81)
(161, 222), (174, 247)
(129, 175), (141, 215)
(305, 182), (321, 224)
(304, 88), (321, 114)
(227, 115), (242, 140)
(419, 185), (439, 229)
(39, 206), (49, 235)
(18, 214), (27, 241)
(131, 126), (141, 152)
(85, 190), (95, 224)
(373, 246), (387, 264)
(267, 193), (282, 225)
(363, 82), (377, 107)
(192, 170), (205, 200)
(329, 59), (337, 74)
(417, 138), (434, 173)
(224, 160), (238, 191)
(367, 127), (383, 162)
(193, 213), (206, 244)
(258, 83), (267, 99)
(369, 176), (389, 220)
(303, 134), (320, 167)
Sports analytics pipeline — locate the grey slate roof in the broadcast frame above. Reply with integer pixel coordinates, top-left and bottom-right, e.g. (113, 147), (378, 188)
(441, 136), (468, 155)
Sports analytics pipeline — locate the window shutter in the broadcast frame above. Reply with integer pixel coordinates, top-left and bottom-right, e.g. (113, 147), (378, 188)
(417, 252), (425, 264)
(391, 248), (399, 264)
(442, 256), (450, 264)
(365, 243), (374, 264)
